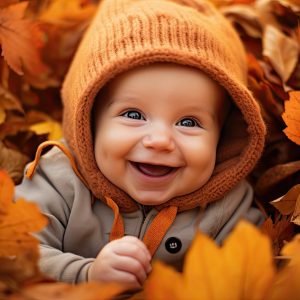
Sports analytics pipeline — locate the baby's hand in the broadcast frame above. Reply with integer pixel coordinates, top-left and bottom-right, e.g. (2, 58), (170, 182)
(88, 236), (152, 288)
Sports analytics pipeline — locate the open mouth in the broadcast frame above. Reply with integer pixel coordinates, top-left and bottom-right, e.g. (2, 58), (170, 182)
(131, 162), (176, 177)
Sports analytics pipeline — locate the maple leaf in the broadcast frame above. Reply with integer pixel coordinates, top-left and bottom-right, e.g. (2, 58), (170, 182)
(0, 170), (48, 257)
(0, 2), (49, 76)
(261, 217), (294, 255)
(145, 221), (275, 300)
(282, 91), (300, 145)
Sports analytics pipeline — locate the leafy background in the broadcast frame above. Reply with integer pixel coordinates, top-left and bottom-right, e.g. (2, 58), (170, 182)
(0, 0), (300, 299)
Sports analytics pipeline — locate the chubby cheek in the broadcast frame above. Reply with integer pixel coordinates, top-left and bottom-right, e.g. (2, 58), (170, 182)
(182, 138), (217, 187)
(94, 123), (135, 169)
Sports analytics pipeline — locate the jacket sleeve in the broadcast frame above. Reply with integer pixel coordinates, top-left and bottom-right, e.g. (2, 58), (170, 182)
(198, 180), (265, 245)
(15, 147), (95, 283)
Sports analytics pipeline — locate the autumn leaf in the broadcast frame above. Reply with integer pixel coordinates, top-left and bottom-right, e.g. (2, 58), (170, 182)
(145, 221), (275, 300)
(271, 185), (300, 216)
(263, 25), (299, 88)
(39, 0), (96, 27)
(0, 142), (29, 185)
(255, 160), (300, 197)
(261, 217), (294, 255)
(268, 234), (300, 300)
(30, 120), (62, 140)
(282, 91), (300, 145)
(0, 2), (49, 76)
(0, 170), (48, 257)
(16, 282), (127, 300)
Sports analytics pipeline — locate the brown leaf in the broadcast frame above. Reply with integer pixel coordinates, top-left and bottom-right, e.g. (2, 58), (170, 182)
(0, 142), (29, 184)
(263, 25), (299, 87)
(255, 160), (300, 197)
(0, 2), (49, 76)
(282, 91), (300, 145)
(271, 185), (300, 215)
(261, 217), (294, 255)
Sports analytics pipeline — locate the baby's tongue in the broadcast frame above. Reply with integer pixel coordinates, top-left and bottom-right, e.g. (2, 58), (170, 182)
(137, 163), (172, 177)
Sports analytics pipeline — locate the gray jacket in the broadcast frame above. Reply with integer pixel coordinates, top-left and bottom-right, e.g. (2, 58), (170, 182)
(15, 146), (264, 283)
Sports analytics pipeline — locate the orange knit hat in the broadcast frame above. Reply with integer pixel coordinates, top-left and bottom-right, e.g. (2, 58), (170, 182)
(61, 0), (266, 213)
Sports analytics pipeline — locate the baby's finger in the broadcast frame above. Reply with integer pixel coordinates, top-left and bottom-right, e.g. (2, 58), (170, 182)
(118, 236), (151, 259)
(112, 255), (148, 286)
(113, 240), (152, 274)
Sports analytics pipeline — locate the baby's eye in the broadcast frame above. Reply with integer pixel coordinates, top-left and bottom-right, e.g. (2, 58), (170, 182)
(176, 118), (200, 127)
(122, 110), (145, 120)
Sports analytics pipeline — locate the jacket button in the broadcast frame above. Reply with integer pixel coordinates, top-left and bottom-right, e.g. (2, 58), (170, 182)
(165, 237), (182, 254)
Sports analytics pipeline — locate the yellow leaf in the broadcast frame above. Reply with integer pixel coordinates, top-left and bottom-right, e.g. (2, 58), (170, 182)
(39, 0), (96, 26)
(145, 221), (275, 300)
(30, 120), (62, 140)
(282, 91), (300, 145)
(268, 235), (300, 300)
(263, 25), (299, 85)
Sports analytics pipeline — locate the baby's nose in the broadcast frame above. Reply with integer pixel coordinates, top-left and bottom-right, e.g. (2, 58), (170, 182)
(142, 128), (175, 152)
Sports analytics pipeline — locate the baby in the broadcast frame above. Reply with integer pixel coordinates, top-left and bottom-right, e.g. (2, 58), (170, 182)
(16, 0), (266, 288)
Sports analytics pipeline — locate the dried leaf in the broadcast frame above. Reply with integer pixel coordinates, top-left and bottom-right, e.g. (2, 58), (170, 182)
(39, 0), (96, 27)
(0, 2), (49, 76)
(0, 170), (48, 257)
(255, 160), (300, 196)
(0, 170), (13, 213)
(145, 221), (275, 300)
(282, 91), (300, 145)
(0, 108), (5, 124)
(30, 120), (62, 140)
(271, 185), (300, 215)
(0, 85), (23, 116)
(261, 217), (294, 255)
(0, 142), (29, 184)
(263, 25), (299, 86)
(221, 5), (262, 38)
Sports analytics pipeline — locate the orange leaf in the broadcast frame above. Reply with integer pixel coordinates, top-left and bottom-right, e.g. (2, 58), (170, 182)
(282, 91), (300, 145)
(145, 221), (275, 300)
(0, 170), (48, 257)
(0, 170), (13, 214)
(271, 185), (300, 215)
(0, 2), (49, 76)
(16, 282), (129, 300)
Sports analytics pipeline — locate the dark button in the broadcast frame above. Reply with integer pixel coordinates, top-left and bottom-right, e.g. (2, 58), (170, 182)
(165, 237), (182, 254)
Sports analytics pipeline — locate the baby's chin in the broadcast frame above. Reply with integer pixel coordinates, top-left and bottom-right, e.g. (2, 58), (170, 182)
(129, 191), (173, 206)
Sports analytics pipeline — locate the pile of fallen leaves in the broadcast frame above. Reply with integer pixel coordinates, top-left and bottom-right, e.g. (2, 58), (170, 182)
(0, 0), (300, 299)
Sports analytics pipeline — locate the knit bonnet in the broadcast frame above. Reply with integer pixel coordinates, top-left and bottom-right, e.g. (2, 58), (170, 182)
(61, 0), (266, 213)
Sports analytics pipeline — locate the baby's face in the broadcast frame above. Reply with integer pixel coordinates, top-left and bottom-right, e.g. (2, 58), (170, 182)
(94, 63), (228, 205)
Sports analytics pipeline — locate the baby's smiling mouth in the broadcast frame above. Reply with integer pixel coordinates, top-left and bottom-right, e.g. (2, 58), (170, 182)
(131, 162), (177, 177)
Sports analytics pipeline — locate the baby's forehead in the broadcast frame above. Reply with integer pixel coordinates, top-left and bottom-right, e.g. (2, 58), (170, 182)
(95, 63), (231, 121)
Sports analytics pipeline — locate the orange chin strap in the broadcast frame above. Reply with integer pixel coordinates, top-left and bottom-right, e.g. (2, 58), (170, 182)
(26, 141), (178, 257)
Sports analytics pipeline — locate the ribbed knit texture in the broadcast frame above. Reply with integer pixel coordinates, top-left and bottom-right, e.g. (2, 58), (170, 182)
(61, 0), (266, 213)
